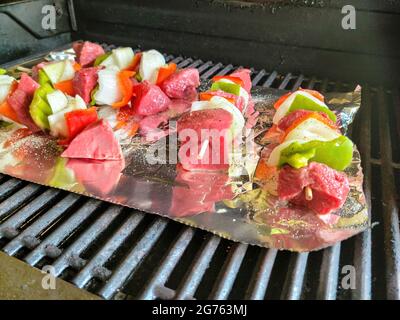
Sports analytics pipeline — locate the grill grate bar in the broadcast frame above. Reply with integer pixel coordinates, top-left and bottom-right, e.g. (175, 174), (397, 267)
(282, 253), (309, 300)
(263, 71), (278, 87)
(175, 235), (221, 300)
(216, 64), (234, 76)
(278, 73), (292, 90)
(51, 205), (124, 277)
(176, 58), (195, 69)
(176, 58), (193, 69)
(72, 212), (145, 289)
(378, 88), (400, 299)
(24, 199), (103, 266)
(246, 249), (278, 300)
(98, 218), (169, 299)
(317, 243), (341, 300)
(139, 227), (195, 300)
(209, 243), (248, 300)
(0, 179), (24, 200)
(251, 70), (266, 86)
(196, 61), (214, 75)
(186, 59), (204, 69)
(352, 84), (373, 300)
(170, 56), (184, 64)
(0, 189), (60, 239)
(293, 75), (305, 90)
(0, 184), (41, 220)
(2, 194), (81, 256)
(200, 62), (224, 80)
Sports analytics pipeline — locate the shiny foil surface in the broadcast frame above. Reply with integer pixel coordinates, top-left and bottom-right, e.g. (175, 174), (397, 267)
(0, 68), (367, 251)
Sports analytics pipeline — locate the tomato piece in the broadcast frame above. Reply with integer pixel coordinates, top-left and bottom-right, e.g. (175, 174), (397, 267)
(64, 107), (98, 142)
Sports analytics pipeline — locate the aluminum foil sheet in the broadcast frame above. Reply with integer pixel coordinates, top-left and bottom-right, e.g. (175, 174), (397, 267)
(0, 79), (367, 252)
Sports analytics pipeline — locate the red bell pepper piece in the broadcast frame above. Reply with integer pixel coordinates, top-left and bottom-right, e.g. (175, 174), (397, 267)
(156, 63), (177, 85)
(273, 92), (292, 110)
(199, 92), (235, 104)
(54, 79), (75, 96)
(64, 107), (98, 143)
(299, 88), (325, 102)
(125, 52), (142, 72)
(0, 81), (20, 123)
(212, 75), (244, 87)
(112, 70), (136, 108)
(73, 62), (82, 72)
(274, 89), (325, 110)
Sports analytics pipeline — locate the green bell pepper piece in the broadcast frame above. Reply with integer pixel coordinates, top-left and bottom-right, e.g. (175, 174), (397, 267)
(94, 52), (112, 66)
(288, 93), (337, 122)
(38, 69), (52, 86)
(49, 157), (76, 188)
(211, 81), (241, 96)
(0, 68), (7, 75)
(90, 84), (99, 106)
(279, 135), (353, 171)
(29, 83), (54, 130)
(0, 120), (12, 128)
(135, 73), (142, 82)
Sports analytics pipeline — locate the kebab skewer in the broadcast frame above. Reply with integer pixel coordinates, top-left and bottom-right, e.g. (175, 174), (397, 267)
(260, 89), (354, 217)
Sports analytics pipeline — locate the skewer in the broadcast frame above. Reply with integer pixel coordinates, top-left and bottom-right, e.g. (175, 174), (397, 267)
(305, 186), (313, 201)
(16, 66), (32, 74)
(197, 138), (209, 160)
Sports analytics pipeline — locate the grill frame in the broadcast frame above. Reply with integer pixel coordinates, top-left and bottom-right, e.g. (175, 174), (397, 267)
(0, 44), (399, 300)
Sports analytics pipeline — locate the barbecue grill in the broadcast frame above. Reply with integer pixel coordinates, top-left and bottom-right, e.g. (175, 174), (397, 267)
(0, 0), (399, 300)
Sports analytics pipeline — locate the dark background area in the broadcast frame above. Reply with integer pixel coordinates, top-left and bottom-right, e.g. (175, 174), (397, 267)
(1, 0), (400, 85)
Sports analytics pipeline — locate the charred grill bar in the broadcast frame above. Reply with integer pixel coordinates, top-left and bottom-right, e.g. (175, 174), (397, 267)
(0, 0), (399, 300)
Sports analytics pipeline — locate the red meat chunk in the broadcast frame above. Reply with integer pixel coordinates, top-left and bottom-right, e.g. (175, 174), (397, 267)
(72, 67), (99, 103)
(7, 73), (40, 131)
(31, 62), (49, 81)
(67, 158), (125, 196)
(62, 120), (122, 160)
(18, 73), (40, 95)
(160, 68), (200, 100)
(230, 68), (252, 93)
(277, 109), (332, 131)
(73, 41), (105, 67)
(170, 167), (234, 217)
(278, 162), (349, 215)
(177, 109), (233, 171)
(132, 81), (171, 116)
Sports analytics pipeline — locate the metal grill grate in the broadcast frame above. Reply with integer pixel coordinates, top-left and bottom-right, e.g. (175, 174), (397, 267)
(0, 44), (399, 300)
